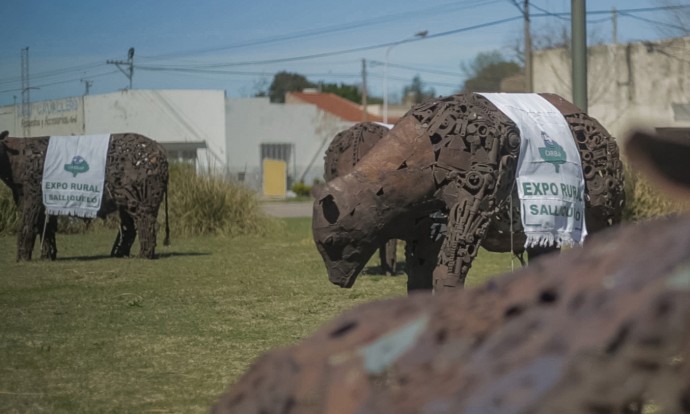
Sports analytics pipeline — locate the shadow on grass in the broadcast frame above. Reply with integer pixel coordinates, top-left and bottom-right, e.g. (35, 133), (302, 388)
(56, 251), (211, 261)
(362, 262), (407, 277)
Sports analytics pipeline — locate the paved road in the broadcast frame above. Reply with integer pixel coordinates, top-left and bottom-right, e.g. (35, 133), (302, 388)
(260, 201), (313, 218)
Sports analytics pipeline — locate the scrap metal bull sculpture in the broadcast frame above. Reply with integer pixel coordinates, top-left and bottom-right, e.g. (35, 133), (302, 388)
(0, 131), (169, 261)
(212, 130), (689, 414)
(313, 93), (625, 292)
(324, 122), (401, 276)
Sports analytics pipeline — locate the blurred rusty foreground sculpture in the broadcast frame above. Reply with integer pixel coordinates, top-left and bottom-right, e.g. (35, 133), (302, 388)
(313, 93), (625, 292)
(0, 131), (169, 261)
(211, 129), (690, 414)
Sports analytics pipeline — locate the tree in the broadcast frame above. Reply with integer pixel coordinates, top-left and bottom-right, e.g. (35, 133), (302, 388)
(402, 75), (436, 104)
(461, 51), (522, 93)
(320, 82), (362, 103)
(268, 72), (315, 103)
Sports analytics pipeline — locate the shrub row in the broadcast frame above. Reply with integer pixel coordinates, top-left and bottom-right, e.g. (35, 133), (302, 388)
(0, 162), (282, 238)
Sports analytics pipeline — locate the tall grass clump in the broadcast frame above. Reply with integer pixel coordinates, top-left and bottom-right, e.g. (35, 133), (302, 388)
(0, 184), (20, 235)
(623, 165), (689, 221)
(167, 162), (283, 237)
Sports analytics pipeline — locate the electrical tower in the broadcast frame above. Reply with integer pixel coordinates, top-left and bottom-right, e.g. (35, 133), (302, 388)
(21, 47), (31, 137)
(107, 47), (135, 89)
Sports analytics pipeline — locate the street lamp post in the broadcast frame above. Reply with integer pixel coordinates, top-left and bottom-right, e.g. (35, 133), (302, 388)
(383, 30), (427, 124)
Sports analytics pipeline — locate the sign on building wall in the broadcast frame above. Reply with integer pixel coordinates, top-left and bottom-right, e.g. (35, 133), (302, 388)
(20, 97), (85, 137)
(262, 158), (287, 198)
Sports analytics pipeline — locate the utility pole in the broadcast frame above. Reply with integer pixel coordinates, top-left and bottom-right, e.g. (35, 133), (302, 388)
(571, 0), (588, 112)
(612, 7), (618, 44)
(107, 47), (135, 89)
(524, 0), (532, 92)
(511, 1), (532, 92)
(81, 79), (93, 95)
(361, 59), (368, 122)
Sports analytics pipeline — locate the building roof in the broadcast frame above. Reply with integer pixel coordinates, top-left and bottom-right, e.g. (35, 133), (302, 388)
(286, 91), (398, 124)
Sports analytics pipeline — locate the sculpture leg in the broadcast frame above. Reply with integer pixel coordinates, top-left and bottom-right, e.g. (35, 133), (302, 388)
(405, 215), (444, 292)
(432, 151), (519, 292)
(17, 201), (41, 261)
(134, 209), (158, 259)
(111, 207), (137, 257)
(39, 214), (58, 260)
(433, 196), (492, 291)
(378, 239), (398, 275)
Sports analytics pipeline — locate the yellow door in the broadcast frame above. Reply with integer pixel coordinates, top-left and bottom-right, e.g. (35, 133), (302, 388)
(262, 158), (287, 198)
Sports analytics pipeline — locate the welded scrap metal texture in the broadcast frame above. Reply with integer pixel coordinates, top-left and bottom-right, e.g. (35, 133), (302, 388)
(323, 122), (390, 181)
(313, 93), (625, 290)
(213, 212), (690, 414)
(409, 92), (625, 249)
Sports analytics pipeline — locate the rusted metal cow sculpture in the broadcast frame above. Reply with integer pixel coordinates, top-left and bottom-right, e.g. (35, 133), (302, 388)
(211, 129), (689, 414)
(0, 131), (169, 261)
(324, 122), (401, 276)
(313, 93), (625, 292)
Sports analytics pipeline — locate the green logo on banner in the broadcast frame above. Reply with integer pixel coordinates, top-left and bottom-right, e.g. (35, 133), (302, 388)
(64, 155), (90, 177)
(538, 131), (566, 173)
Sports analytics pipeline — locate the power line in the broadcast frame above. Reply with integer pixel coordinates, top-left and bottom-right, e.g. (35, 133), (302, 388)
(0, 61), (107, 86)
(141, 0), (503, 60)
(131, 5), (689, 71)
(368, 61), (462, 78)
(139, 15), (524, 70)
(3, 3), (688, 101)
(0, 70), (119, 94)
(618, 11), (689, 34)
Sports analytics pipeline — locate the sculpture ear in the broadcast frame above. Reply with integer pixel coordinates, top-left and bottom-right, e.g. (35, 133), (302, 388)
(626, 130), (690, 202)
(0, 131), (8, 141)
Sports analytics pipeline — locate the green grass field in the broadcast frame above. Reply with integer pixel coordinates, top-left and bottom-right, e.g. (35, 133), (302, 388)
(0, 217), (514, 413)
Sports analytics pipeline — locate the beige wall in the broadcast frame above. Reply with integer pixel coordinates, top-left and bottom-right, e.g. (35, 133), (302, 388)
(226, 97), (354, 191)
(533, 36), (690, 141)
(85, 89), (226, 170)
(0, 90), (227, 171)
(0, 96), (85, 137)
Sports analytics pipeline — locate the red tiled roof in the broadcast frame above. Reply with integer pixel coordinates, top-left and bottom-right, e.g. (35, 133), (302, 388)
(286, 91), (398, 124)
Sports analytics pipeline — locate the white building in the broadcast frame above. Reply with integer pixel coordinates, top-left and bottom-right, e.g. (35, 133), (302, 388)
(0, 89), (366, 196)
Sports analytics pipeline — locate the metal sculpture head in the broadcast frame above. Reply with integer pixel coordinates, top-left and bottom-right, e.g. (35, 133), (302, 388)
(312, 175), (385, 288)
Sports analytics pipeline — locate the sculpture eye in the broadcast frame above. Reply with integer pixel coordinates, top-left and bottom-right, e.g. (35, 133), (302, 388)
(321, 194), (340, 224)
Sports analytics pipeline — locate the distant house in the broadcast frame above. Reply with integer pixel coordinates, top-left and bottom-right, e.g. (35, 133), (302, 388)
(286, 89), (400, 124)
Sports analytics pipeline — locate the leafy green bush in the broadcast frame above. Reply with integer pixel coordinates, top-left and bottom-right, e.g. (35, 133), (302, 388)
(291, 181), (312, 197)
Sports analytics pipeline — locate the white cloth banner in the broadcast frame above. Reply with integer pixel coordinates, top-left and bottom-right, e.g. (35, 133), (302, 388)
(478, 93), (587, 247)
(42, 134), (111, 218)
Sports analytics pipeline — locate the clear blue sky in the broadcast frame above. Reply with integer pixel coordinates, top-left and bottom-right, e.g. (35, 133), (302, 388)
(0, 0), (686, 106)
